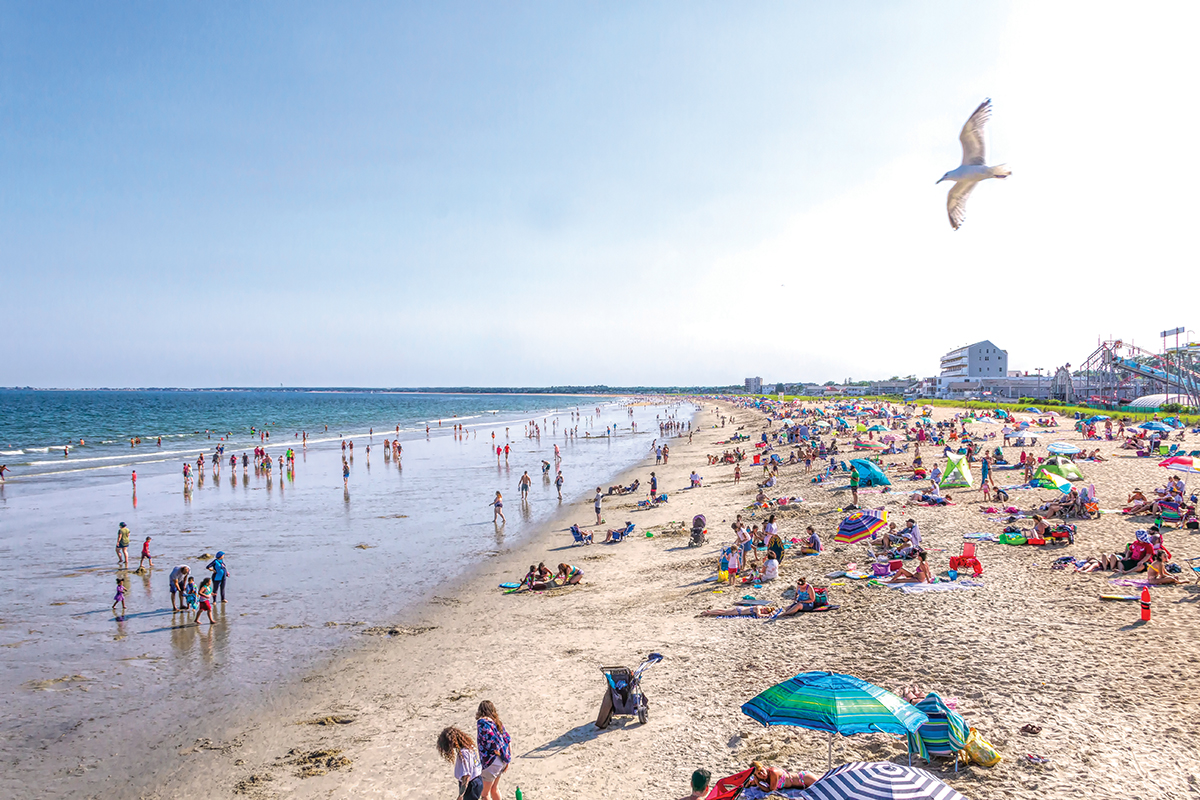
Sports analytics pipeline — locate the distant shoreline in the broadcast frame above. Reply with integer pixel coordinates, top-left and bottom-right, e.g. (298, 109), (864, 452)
(0, 386), (713, 395)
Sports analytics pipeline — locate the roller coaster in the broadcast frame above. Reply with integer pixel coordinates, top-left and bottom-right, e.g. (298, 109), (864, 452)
(1058, 339), (1200, 407)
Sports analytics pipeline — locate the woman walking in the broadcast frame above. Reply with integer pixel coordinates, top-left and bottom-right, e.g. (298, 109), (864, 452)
(475, 701), (511, 800)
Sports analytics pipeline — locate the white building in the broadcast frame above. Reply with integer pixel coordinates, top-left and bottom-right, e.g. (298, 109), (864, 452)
(745, 377), (763, 394)
(937, 341), (1007, 397)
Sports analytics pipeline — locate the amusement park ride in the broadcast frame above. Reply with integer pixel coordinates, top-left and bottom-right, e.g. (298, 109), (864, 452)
(1050, 336), (1200, 408)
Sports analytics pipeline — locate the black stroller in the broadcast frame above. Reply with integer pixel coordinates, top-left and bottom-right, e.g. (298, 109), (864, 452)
(595, 653), (663, 728)
(688, 514), (707, 547)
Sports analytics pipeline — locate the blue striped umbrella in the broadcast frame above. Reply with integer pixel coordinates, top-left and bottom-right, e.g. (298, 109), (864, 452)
(741, 672), (926, 767)
(804, 762), (968, 800)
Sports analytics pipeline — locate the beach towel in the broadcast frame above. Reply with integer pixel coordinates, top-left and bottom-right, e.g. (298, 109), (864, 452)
(886, 579), (984, 594)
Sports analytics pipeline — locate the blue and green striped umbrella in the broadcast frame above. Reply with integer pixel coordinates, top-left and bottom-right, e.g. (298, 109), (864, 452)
(741, 672), (927, 767)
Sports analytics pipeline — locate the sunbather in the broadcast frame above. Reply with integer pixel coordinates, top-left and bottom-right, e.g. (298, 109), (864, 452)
(800, 525), (822, 554)
(1146, 552), (1181, 585)
(889, 550), (932, 583)
(749, 761), (818, 792)
(778, 577), (818, 615)
(697, 605), (777, 618)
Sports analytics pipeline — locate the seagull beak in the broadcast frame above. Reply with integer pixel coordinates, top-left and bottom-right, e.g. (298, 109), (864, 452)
(935, 177), (944, 184)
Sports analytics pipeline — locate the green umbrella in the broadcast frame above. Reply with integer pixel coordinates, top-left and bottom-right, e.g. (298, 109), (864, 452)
(741, 671), (927, 768)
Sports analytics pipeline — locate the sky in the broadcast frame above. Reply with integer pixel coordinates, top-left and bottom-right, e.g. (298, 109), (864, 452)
(3, 1), (1198, 388)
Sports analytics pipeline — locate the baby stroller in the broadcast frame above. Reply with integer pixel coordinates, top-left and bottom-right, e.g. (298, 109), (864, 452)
(689, 514), (708, 547)
(595, 653), (663, 728)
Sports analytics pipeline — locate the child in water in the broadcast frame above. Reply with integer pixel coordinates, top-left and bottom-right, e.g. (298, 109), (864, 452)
(112, 578), (126, 612)
(184, 577), (199, 611)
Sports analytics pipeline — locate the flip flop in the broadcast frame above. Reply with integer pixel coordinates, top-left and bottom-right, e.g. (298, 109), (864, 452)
(1020, 724), (1042, 735)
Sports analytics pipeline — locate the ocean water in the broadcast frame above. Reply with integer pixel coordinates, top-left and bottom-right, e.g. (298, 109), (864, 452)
(0, 390), (693, 797)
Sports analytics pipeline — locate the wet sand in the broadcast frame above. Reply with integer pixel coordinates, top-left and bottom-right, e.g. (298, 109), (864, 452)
(0, 400), (685, 798)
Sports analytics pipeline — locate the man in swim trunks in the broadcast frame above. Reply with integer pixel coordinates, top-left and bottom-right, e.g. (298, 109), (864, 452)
(169, 565), (190, 611)
(594, 488), (603, 524)
(518, 471), (531, 500)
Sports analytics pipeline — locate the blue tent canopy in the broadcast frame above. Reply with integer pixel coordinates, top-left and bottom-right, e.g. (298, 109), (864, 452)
(849, 458), (891, 487)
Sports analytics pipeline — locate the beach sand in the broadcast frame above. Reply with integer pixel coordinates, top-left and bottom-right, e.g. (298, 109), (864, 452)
(21, 401), (1200, 799)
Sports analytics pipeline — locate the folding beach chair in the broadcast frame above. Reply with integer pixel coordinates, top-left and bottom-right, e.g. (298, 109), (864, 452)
(704, 768), (755, 800)
(570, 525), (593, 545)
(949, 542), (982, 576)
(914, 691), (970, 772)
(1185, 556), (1200, 584)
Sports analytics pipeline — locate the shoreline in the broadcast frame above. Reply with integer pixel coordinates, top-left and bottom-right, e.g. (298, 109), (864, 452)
(11, 399), (1199, 800)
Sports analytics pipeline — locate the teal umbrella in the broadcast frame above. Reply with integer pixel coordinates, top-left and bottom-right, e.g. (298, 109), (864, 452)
(741, 671), (927, 768)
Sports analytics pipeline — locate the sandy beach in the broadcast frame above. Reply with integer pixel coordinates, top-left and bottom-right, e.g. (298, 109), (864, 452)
(12, 400), (1200, 800)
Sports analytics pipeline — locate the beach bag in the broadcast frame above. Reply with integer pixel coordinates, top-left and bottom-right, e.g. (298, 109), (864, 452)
(872, 563), (890, 577)
(964, 727), (1002, 767)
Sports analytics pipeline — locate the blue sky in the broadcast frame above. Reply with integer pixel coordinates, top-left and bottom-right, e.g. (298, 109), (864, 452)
(3, 2), (1196, 387)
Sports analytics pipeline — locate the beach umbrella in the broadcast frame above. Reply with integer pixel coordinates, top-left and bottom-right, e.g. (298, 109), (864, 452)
(867, 424), (888, 432)
(804, 762), (968, 800)
(856, 423), (869, 432)
(1159, 456), (1200, 474)
(854, 441), (886, 450)
(1047, 442), (1082, 455)
(1085, 415), (1109, 424)
(881, 434), (899, 443)
(1025, 407), (1041, 413)
(1034, 469), (1071, 494)
(1138, 421), (1172, 433)
(836, 511), (886, 543)
(741, 672), (927, 769)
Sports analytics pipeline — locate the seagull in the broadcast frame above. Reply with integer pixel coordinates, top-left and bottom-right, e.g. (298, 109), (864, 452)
(937, 98), (1011, 229)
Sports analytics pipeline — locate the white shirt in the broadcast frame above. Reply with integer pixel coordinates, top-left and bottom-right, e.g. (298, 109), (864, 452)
(762, 558), (779, 581)
(454, 748), (481, 781)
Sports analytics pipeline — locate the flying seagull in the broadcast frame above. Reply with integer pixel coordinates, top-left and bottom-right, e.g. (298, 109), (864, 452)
(937, 98), (1011, 229)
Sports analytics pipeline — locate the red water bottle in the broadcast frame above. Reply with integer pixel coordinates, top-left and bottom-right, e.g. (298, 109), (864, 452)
(1140, 587), (1151, 622)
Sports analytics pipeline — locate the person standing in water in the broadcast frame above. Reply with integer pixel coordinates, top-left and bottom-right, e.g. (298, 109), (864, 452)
(138, 536), (153, 569)
(518, 471), (531, 501)
(493, 492), (506, 523)
(206, 551), (229, 603)
(555, 471), (564, 501)
(116, 522), (131, 567)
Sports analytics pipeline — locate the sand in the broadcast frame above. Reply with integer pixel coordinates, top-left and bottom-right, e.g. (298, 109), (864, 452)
(26, 401), (1200, 799)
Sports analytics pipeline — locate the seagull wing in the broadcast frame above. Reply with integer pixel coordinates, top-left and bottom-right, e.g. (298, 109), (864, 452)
(947, 180), (977, 230)
(959, 98), (991, 166)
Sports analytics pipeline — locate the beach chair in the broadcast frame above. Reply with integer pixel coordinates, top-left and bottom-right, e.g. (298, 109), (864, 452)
(608, 522), (635, 543)
(1185, 556), (1200, 584)
(570, 524), (593, 545)
(914, 691), (970, 772)
(703, 768), (755, 800)
(949, 542), (982, 576)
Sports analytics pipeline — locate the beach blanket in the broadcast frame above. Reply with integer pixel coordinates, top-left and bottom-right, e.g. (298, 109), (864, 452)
(963, 532), (998, 541)
(1109, 578), (1154, 588)
(885, 579), (984, 594)
(742, 789), (807, 800)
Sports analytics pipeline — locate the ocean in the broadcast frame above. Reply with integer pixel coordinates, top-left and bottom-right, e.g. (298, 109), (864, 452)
(0, 389), (693, 796)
